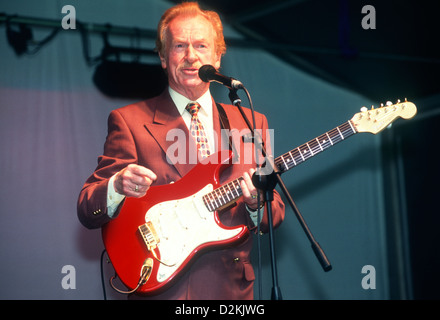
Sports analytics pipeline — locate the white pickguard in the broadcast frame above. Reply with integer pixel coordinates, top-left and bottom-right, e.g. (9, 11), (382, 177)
(145, 184), (245, 283)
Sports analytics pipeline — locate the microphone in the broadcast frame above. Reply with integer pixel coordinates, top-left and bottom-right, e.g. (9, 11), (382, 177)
(198, 65), (244, 89)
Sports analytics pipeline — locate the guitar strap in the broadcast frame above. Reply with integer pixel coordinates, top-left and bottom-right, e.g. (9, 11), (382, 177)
(215, 102), (234, 153)
(215, 102), (238, 211)
(215, 102), (232, 147)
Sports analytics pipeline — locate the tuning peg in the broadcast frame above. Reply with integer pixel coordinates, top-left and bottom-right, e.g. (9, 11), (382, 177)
(360, 106), (368, 112)
(397, 99), (401, 103)
(380, 103), (384, 107)
(386, 101), (392, 106)
(371, 105), (375, 110)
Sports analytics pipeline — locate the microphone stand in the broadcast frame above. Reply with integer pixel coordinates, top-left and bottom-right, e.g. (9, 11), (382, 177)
(228, 88), (332, 300)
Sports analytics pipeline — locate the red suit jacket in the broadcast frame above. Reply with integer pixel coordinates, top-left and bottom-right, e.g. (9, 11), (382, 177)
(77, 90), (285, 299)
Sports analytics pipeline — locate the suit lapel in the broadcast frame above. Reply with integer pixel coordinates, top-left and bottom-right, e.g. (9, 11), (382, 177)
(143, 90), (195, 178)
(143, 92), (240, 179)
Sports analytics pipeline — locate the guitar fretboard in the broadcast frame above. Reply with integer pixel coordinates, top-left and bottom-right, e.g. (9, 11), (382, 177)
(203, 120), (357, 212)
(275, 120), (356, 172)
(203, 177), (244, 212)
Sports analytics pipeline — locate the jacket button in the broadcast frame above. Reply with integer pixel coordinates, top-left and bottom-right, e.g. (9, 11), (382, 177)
(233, 257), (240, 263)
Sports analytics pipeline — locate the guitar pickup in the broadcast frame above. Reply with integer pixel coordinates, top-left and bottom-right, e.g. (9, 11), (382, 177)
(138, 221), (160, 251)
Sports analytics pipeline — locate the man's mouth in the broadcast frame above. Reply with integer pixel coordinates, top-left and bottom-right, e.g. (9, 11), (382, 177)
(180, 64), (202, 76)
(182, 67), (199, 75)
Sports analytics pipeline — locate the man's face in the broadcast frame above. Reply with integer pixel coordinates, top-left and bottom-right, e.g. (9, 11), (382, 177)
(159, 14), (221, 100)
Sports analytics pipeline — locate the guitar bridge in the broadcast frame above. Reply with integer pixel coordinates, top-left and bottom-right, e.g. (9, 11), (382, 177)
(138, 221), (176, 268)
(138, 221), (159, 251)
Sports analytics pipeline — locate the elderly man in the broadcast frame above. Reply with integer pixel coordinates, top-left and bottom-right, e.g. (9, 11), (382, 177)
(77, 2), (285, 300)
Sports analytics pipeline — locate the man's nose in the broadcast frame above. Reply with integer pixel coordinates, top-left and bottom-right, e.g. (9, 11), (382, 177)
(185, 45), (197, 62)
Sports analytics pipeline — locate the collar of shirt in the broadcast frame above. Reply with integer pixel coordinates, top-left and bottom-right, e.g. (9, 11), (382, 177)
(168, 87), (215, 151)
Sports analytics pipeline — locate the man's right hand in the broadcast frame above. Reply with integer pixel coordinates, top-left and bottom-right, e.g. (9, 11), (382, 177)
(113, 164), (157, 198)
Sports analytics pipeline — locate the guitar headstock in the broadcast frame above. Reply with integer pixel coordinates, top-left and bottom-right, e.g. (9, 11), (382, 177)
(351, 99), (417, 134)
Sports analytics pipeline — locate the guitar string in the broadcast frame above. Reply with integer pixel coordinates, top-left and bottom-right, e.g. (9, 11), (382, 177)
(203, 177), (243, 212)
(203, 121), (357, 211)
(274, 121), (356, 172)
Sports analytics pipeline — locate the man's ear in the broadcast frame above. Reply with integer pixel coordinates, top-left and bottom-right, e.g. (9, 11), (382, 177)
(214, 54), (221, 70)
(159, 52), (167, 69)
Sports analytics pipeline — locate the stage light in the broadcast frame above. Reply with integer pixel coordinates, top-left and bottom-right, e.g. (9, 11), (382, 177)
(93, 60), (167, 100)
(6, 21), (33, 56)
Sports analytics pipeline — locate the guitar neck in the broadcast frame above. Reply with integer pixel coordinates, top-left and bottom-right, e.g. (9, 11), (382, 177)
(275, 120), (357, 172)
(203, 120), (358, 212)
(203, 176), (245, 212)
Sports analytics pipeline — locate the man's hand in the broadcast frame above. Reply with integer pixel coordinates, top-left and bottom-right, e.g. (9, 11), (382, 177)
(240, 168), (264, 211)
(113, 164), (157, 198)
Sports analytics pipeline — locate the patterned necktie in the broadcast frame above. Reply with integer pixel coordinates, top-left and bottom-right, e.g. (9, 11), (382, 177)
(186, 102), (211, 159)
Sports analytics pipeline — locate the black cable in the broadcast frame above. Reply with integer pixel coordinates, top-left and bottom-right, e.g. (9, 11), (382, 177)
(100, 249), (107, 300)
(26, 27), (60, 55)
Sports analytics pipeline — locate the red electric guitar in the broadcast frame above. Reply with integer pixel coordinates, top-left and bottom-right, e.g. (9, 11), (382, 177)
(102, 100), (417, 295)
